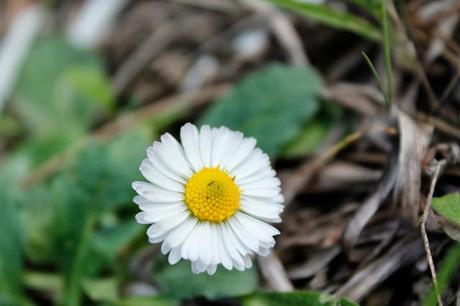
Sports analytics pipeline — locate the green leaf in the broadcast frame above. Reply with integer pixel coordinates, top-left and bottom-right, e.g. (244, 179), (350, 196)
(154, 258), (258, 300)
(14, 36), (112, 136)
(89, 221), (143, 268)
(64, 66), (114, 110)
(423, 243), (460, 306)
(82, 278), (119, 302)
(49, 129), (151, 305)
(432, 193), (460, 227)
(200, 63), (322, 157)
(283, 120), (329, 157)
(241, 291), (358, 306)
(23, 272), (62, 297)
(0, 114), (21, 137)
(283, 100), (342, 157)
(59, 203), (95, 306)
(270, 0), (381, 41)
(21, 186), (56, 264)
(109, 296), (179, 306)
(0, 180), (23, 303)
(66, 128), (151, 212)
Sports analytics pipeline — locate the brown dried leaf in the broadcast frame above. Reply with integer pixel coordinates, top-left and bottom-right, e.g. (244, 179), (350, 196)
(288, 246), (340, 280)
(336, 237), (424, 302)
(393, 111), (433, 225)
(342, 152), (399, 257)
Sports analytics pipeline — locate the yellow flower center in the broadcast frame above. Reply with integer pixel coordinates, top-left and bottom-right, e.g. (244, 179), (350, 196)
(184, 167), (240, 223)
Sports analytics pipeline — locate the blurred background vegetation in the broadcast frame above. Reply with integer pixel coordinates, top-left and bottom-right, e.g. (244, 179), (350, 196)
(0, 0), (459, 306)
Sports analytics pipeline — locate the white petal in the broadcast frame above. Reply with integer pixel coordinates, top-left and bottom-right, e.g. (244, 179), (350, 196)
(240, 177), (281, 190)
(228, 212), (280, 258)
(224, 137), (257, 172)
(241, 187), (281, 199)
(227, 217), (259, 253)
(206, 264), (217, 275)
(199, 125), (213, 167)
(274, 194), (285, 203)
(157, 133), (194, 178)
(168, 247), (182, 265)
(218, 130), (244, 169)
(230, 149), (270, 180)
(146, 210), (189, 241)
(243, 255), (253, 269)
(148, 235), (167, 244)
(223, 221), (252, 255)
(132, 182), (184, 202)
(213, 224), (232, 270)
(240, 197), (283, 222)
(181, 222), (205, 261)
(208, 223), (219, 265)
(260, 239), (276, 249)
(241, 196), (284, 212)
(198, 221), (212, 265)
(180, 123), (203, 172)
(242, 187), (282, 199)
(243, 193), (284, 204)
(210, 127), (230, 167)
(133, 196), (184, 210)
(147, 146), (185, 183)
(223, 223), (251, 272)
(220, 223), (245, 268)
(235, 168), (276, 185)
(258, 247), (270, 256)
(164, 216), (198, 248)
(135, 212), (150, 224)
(240, 205), (282, 223)
(139, 160), (185, 192)
(136, 205), (188, 223)
(234, 261), (245, 271)
(191, 260), (207, 274)
(161, 241), (171, 254)
(133, 196), (185, 211)
(236, 212), (280, 242)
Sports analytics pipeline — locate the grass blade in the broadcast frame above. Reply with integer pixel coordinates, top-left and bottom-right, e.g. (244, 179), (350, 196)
(362, 52), (390, 107)
(349, 0), (380, 16)
(423, 243), (460, 306)
(382, 0), (393, 104)
(270, 0), (381, 41)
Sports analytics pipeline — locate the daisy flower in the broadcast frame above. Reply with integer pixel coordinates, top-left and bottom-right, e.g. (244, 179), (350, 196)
(132, 123), (284, 275)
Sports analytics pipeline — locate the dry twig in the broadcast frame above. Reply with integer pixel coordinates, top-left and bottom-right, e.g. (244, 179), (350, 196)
(420, 160), (446, 306)
(337, 237), (424, 301)
(282, 127), (397, 205)
(258, 252), (294, 292)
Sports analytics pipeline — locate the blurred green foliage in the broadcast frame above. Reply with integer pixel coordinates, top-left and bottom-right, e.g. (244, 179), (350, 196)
(0, 180), (23, 305)
(432, 193), (460, 227)
(15, 37), (112, 137)
(154, 257), (258, 300)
